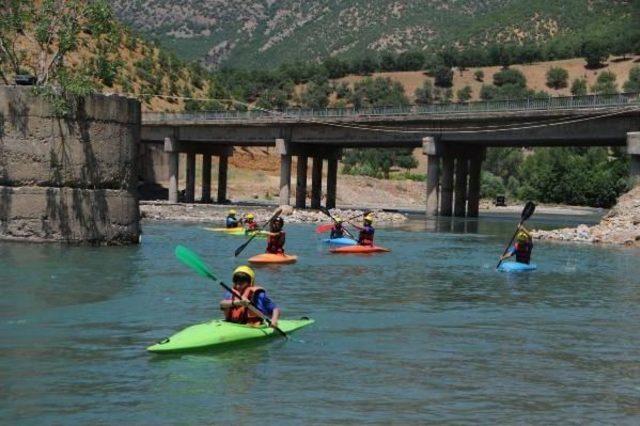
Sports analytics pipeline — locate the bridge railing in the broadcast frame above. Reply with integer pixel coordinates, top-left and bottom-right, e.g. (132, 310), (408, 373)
(143, 92), (640, 123)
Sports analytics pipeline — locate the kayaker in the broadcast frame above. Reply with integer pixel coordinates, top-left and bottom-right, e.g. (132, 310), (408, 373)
(220, 266), (280, 327)
(354, 214), (375, 246)
(500, 226), (533, 264)
(243, 213), (258, 231)
(226, 209), (239, 228)
(266, 217), (286, 254)
(330, 217), (346, 239)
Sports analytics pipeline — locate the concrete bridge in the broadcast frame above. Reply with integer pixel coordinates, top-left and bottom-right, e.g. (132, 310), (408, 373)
(140, 93), (640, 217)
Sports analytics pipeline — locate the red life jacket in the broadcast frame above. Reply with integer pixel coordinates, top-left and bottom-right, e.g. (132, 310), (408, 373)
(245, 221), (258, 231)
(358, 226), (374, 246)
(266, 231), (285, 254)
(223, 285), (265, 325)
(514, 241), (533, 264)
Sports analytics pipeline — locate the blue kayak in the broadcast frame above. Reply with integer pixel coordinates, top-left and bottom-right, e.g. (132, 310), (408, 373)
(498, 262), (537, 272)
(323, 237), (357, 246)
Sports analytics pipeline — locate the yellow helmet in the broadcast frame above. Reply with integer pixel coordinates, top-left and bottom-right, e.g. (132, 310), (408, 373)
(516, 230), (529, 242)
(246, 213), (255, 220)
(228, 209), (237, 216)
(364, 214), (374, 223)
(232, 265), (255, 285)
(334, 217), (343, 223)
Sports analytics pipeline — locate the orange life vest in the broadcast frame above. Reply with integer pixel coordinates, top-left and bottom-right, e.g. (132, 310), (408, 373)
(223, 286), (265, 325)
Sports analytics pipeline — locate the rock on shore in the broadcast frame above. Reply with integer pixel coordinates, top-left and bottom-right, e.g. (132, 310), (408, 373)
(140, 201), (407, 225)
(533, 186), (640, 246)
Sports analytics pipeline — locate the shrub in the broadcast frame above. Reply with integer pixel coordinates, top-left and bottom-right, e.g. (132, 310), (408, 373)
(493, 68), (527, 87)
(591, 71), (618, 94)
(623, 66), (640, 92)
(570, 78), (588, 96)
(456, 85), (473, 102)
(546, 67), (569, 89)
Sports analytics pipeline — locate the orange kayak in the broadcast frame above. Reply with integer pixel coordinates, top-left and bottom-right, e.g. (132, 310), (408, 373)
(330, 245), (390, 254)
(248, 253), (298, 264)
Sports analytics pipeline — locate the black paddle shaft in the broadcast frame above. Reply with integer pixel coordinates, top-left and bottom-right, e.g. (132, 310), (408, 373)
(496, 202), (536, 269)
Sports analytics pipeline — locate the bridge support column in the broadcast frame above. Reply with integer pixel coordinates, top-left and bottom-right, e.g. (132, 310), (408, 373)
(326, 156), (338, 209)
(423, 137), (441, 217)
(185, 152), (196, 203)
(295, 155), (308, 208)
(277, 139), (292, 206)
(454, 157), (469, 217)
(467, 148), (485, 218)
(311, 157), (323, 209)
(217, 155), (229, 203)
(164, 136), (179, 203)
(440, 156), (454, 216)
(628, 132), (640, 186)
(201, 154), (212, 203)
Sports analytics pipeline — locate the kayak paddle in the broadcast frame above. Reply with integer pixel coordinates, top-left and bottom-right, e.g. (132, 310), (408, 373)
(314, 210), (372, 234)
(234, 208), (282, 257)
(319, 207), (358, 241)
(496, 201), (536, 269)
(175, 245), (287, 339)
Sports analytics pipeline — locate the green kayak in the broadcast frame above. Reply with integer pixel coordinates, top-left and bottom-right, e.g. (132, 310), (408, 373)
(147, 317), (314, 353)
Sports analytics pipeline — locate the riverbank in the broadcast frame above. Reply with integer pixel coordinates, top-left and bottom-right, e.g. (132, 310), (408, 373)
(140, 201), (407, 224)
(533, 186), (640, 247)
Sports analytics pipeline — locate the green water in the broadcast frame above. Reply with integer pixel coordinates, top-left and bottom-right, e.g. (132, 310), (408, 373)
(2, 215), (640, 423)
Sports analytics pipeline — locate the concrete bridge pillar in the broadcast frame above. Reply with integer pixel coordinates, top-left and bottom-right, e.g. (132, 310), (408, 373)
(217, 154), (229, 203)
(454, 157), (469, 217)
(201, 154), (212, 203)
(467, 148), (485, 218)
(326, 155), (339, 209)
(311, 157), (323, 209)
(423, 137), (441, 217)
(440, 156), (455, 216)
(185, 152), (196, 203)
(277, 139), (292, 206)
(295, 155), (308, 208)
(628, 132), (640, 186)
(164, 136), (180, 203)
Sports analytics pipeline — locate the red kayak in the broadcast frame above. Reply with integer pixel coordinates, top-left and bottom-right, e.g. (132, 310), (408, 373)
(248, 253), (298, 264)
(330, 245), (390, 254)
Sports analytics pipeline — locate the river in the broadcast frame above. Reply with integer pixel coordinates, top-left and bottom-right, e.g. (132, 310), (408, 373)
(2, 214), (640, 423)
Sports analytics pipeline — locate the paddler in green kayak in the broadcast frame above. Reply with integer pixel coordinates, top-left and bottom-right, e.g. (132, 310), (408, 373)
(220, 265), (280, 327)
(499, 227), (533, 264)
(243, 213), (258, 232)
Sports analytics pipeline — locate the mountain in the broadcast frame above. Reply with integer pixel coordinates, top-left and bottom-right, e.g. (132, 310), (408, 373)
(0, 0), (211, 112)
(110, 0), (635, 69)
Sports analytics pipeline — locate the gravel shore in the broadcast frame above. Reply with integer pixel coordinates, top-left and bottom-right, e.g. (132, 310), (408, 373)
(533, 186), (640, 247)
(140, 201), (407, 225)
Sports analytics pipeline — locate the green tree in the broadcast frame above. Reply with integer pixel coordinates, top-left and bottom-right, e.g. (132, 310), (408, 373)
(582, 38), (609, 69)
(479, 84), (498, 101)
(546, 67), (569, 89)
(300, 79), (331, 108)
(493, 68), (526, 87)
(517, 147), (628, 207)
(456, 85), (473, 102)
(474, 69), (484, 82)
(570, 78), (588, 96)
(433, 65), (453, 87)
(415, 80), (434, 105)
(342, 148), (417, 179)
(591, 71), (618, 94)
(623, 66), (640, 92)
(480, 171), (506, 199)
(350, 77), (408, 108)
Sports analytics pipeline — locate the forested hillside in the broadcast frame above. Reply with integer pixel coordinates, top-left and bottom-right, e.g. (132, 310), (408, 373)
(111, 0), (637, 69)
(0, 0), (211, 112)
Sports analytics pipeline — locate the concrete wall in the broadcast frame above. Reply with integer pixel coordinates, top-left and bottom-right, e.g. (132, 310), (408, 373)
(0, 86), (141, 244)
